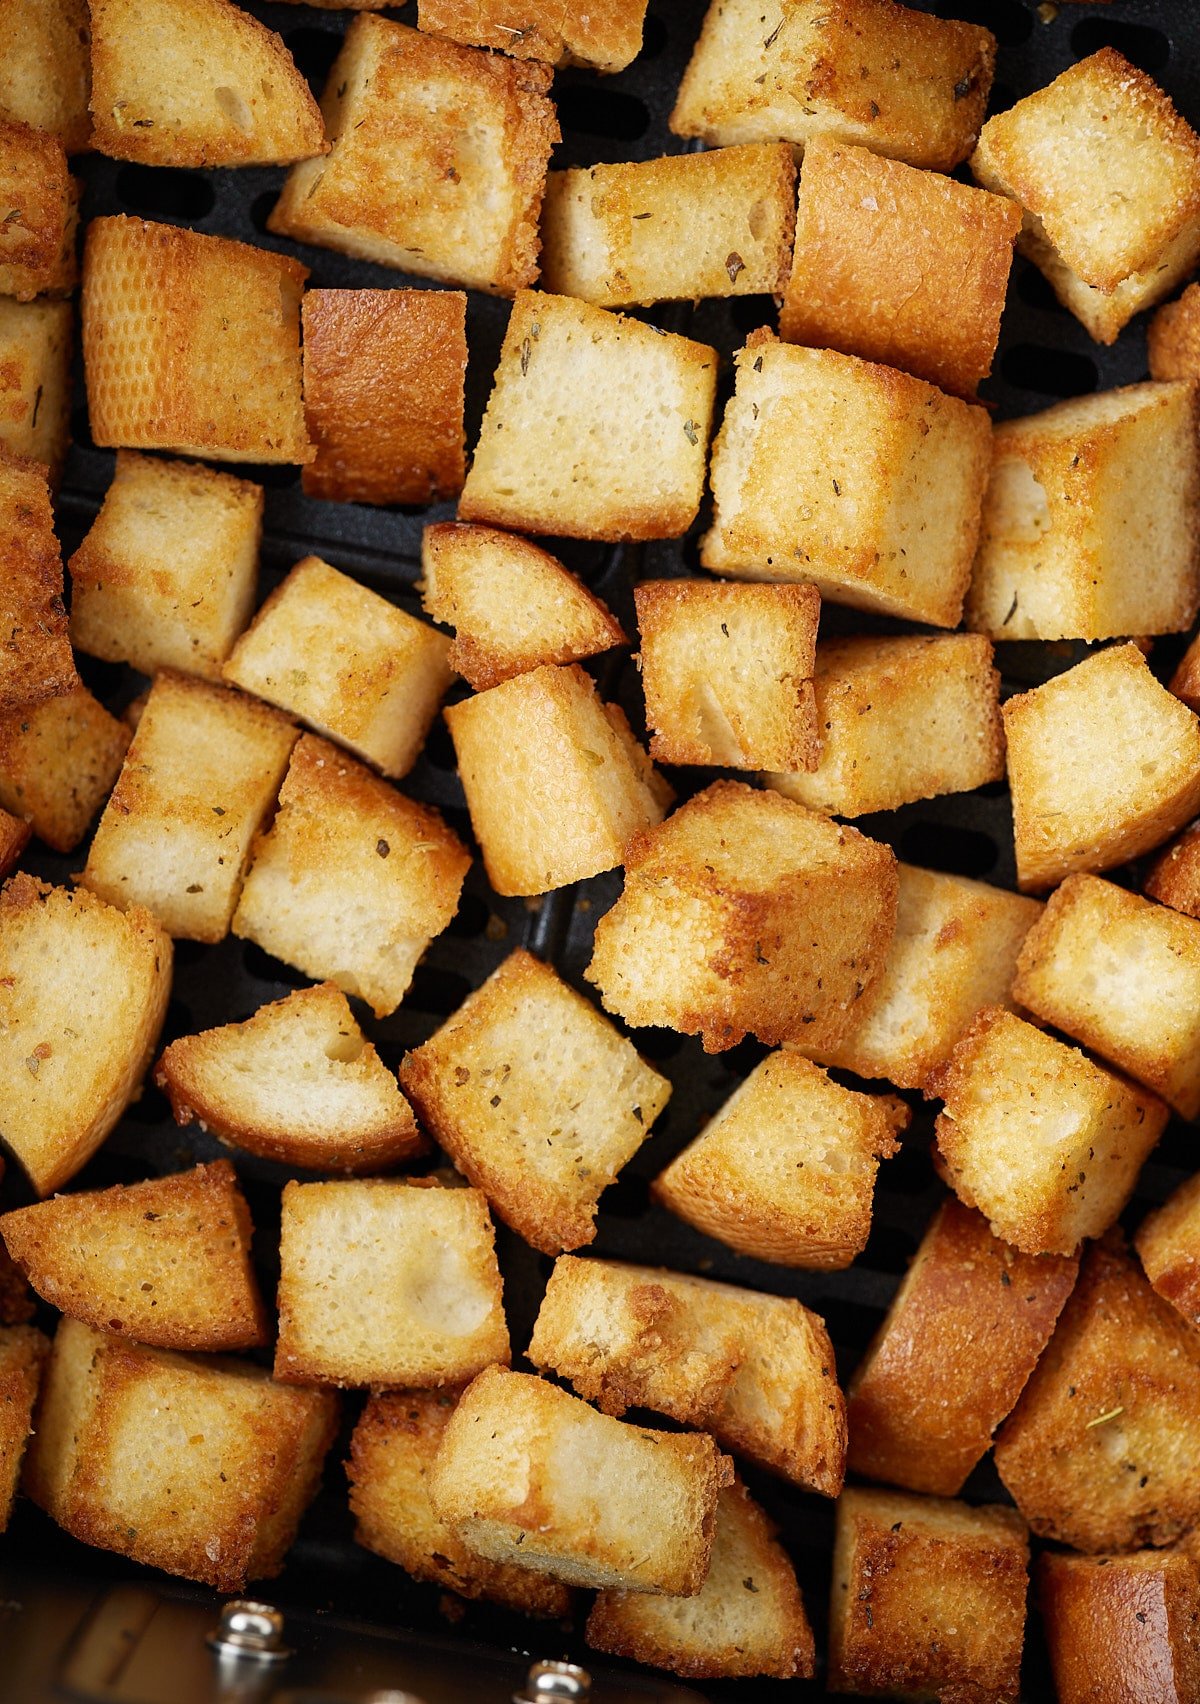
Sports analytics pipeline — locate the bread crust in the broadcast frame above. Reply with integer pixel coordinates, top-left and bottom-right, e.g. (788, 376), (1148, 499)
(1039, 1548), (1200, 1704)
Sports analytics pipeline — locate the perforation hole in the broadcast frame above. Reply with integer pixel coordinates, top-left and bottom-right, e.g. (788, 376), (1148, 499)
(1001, 343), (1099, 399)
(555, 84), (651, 142)
(114, 165), (215, 222)
(1071, 18), (1171, 73)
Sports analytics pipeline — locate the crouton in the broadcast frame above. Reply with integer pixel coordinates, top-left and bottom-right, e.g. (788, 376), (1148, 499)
(634, 579), (820, 772)
(459, 291), (717, 541)
(929, 1006), (1167, 1258)
(0, 876), (171, 1196)
(994, 1238), (1200, 1552)
(0, 1161), (266, 1351)
(1146, 827), (1200, 921)
(0, 1324), (46, 1530)
(0, 298), (71, 481)
(416, 0), (648, 72)
(1171, 634), (1200, 715)
(653, 1052), (907, 1270)
(0, 807), (27, 878)
(966, 385), (1200, 642)
(0, 0), (91, 153)
(348, 1389), (572, 1616)
(0, 448), (73, 710)
(81, 671), (297, 943)
(420, 521), (625, 691)
(701, 332), (991, 627)
(301, 289), (466, 506)
(0, 683), (129, 854)
(233, 734), (470, 1018)
(1040, 1549), (1200, 1704)
(428, 1364), (733, 1594)
(444, 664), (669, 897)
(829, 1487), (1029, 1703)
(0, 118), (76, 302)
(223, 557), (453, 781)
(157, 983), (423, 1174)
(1150, 283), (1200, 382)
(540, 143), (796, 308)
(587, 780), (898, 1054)
(26, 1317), (338, 1591)
(971, 50), (1200, 344)
(671, 0), (994, 170)
(1003, 643), (1200, 892)
(847, 1198), (1078, 1497)
(781, 136), (1019, 398)
(269, 18), (558, 296)
(1136, 1173), (1200, 1330)
(767, 633), (1004, 818)
(587, 1480), (816, 1680)
(82, 216), (312, 464)
(399, 949), (671, 1255)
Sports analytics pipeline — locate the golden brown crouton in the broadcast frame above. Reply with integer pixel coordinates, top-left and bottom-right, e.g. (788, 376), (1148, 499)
(0, 297), (71, 481)
(0, 1323), (47, 1530)
(417, 0), (648, 72)
(0, 448), (74, 710)
(1040, 1549), (1200, 1704)
(1146, 827), (1200, 921)
(0, 117), (76, 301)
(0, 683), (129, 854)
(399, 949), (670, 1255)
(701, 332), (991, 627)
(1150, 283), (1200, 382)
(0, 875), (172, 1196)
(0, 0), (91, 153)
(82, 216), (312, 464)
(0, 807), (28, 879)
(1136, 1173), (1200, 1330)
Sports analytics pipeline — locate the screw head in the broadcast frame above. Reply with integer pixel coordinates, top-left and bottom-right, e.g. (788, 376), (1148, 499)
(207, 1599), (291, 1663)
(515, 1659), (592, 1703)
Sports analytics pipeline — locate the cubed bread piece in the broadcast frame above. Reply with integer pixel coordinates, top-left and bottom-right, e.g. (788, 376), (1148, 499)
(82, 216), (312, 464)
(781, 136), (1019, 398)
(767, 633), (1004, 817)
(848, 1198), (1078, 1497)
(966, 385), (1200, 642)
(445, 663), (669, 897)
(81, 671), (297, 943)
(1040, 1549), (1200, 1704)
(348, 1389), (572, 1616)
(0, 684), (129, 854)
(0, 1161), (266, 1351)
(653, 1052), (907, 1270)
(269, 17), (558, 296)
(0, 1323), (46, 1529)
(994, 1238), (1200, 1552)
(223, 557), (453, 781)
(829, 1487), (1029, 1703)
(416, 0), (647, 72)
(587, 780), (898, 1054)
(0, 807), (28, 878)
(0, 118), (76, 301)
(0, 876), (171, 1196)
(0, 0), (91, 152)
(1146, 827), (1200, 921)
(400, 949), (671, 1255)
(701, 332), (991, 627)
(25, 1317), (338, 1590)
(1150, 283), (1200, 382)
(420, 521), (625, 691)
(634, 579), (820, 772)
(0, 298), (71, 480)
(671, 0), (994, 170)
(69, 452), (262, 682)
(587, 1479), (816, 1681)
(971, 50), (1200, 344)
(232, 735), (470, 1018)
(1171, 633), (1200, 714)
(428, 1364), (733, 1594)
(540, 143), (796, 308)
(157, 983), (423, 1174)
(1004, 643), (1200, 892)
(929, 1006), (1166, 1257)
(459, 290), (717, 541)
(1136, 1173), (1200, 1330)
(0, 449), (73, 709)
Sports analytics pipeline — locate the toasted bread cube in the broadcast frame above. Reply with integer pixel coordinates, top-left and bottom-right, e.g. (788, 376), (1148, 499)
(420, 521), (625, 691)
(82, 216), (311, 464)
(0, 449), (73, 710)
(157, 983), (423, 1174)
(428, 1365), (733, 1594)
(400, 950), (671, 1255)
(634, 579), (820, 772)
(0, 807), (28, 878)
(1170, 633), (1200, 715)
(587, 1479), (816, 1681)
(460, 291), (717, 542)
(847, 1199), (1078, 1497)
(701, 333), (991, 627)
(1149, 282), (1200, 382)
(587, 780), (898, 1054)
(1136, 1173), (1200, 1330)
(0, 684), (129, 854)
(0, 1161), (266, 1351)
(416, 0), (647, 72)
(653, 1053), (907, 1270)
(767, 634), (1004, 817)
(348, 1389), (572, 1616)
(0, 1323), (47, 1530)
(971, 51), (1200, 344)
(1040, 1549), (1200, 1704)
(81, 672), (297, 943)
(829, 1488), (1029, 1703)
(540, 144), (796, 308)
(223, 557), (453, 781)
(929, 1007), (1166, 1257)
(233, 734), (470, 1018)
(1146, 827), (1200, 921)
(0, 298), (71, 481)
(0, 0), (91, 152)
(0, 118), (76, 301)
(445, 664), (669, 897)
(966, 385), (1200, 642)
(1004, 644), (1200, 892)
(780, 137), (1019, 398)
(26, 1317), (338, 1590)
(671, 0), (994, 170)
(270, 18), (558, 296)
(0, 876), (171, 1196)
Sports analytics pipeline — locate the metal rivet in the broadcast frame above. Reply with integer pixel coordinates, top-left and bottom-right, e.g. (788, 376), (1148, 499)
(206, 1599), (291, 1663)
(514, 1660), (592, 1703)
